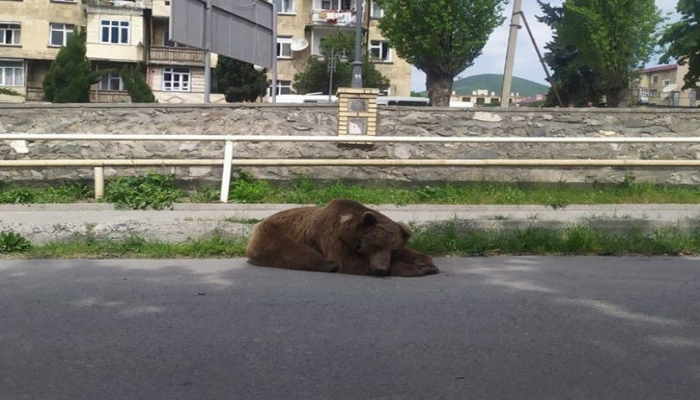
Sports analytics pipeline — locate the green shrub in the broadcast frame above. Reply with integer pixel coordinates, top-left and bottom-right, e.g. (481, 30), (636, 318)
(104, 173), (183, 210)
(0, 231), (32, 253)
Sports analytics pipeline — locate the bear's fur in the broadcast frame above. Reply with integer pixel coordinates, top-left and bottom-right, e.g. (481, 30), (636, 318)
(246, 199), (439, 277)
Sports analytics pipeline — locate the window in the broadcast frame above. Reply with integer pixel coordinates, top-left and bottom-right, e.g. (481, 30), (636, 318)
(370, 1), (384, 18)
(273, 0), (294, 13)
(49, 23), (74, 46)
(0, 23), (21, 45)
(663, 79), (671, 87)
(100, 72), (123, 91)
(163, 67), (190, 91)
(101, 20), (129, 44)
(270, 80), (293, 96)
(0, 60), (23, 86)
(370, 40), (391, 62)
(320, 0), (351, 10)
(651, 74), (658, 84)
(277, 36), (292, 58)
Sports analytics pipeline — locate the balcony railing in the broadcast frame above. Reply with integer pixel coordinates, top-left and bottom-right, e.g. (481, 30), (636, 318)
(309, 9), (357, 27)
(24, 88), (131, 103)
(149, 46), (205, 65)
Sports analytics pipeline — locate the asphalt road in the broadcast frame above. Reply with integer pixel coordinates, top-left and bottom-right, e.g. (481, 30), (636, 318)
(1, 257), (699, 400)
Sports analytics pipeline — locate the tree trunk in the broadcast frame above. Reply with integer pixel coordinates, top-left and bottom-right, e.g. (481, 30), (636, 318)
(426, 71), (453, 107)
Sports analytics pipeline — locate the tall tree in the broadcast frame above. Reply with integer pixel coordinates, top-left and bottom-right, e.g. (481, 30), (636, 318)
(42, 28), (101, 103)
(376, 0), (506, 106)
(214, 56), (269, 103)
(557, 0), (662, 107)
(659, 0), (700, 90)
(293, 32), (389, 95)
(120, 65), (157, 103)
(536, 1), (603, 107)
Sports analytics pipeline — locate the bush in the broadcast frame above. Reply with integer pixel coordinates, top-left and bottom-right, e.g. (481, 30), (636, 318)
(104, 173), (183, 210)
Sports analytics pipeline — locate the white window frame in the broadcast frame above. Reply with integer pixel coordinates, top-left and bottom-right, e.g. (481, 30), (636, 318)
(101, 20), (130, 44)
(163, 67), (190, 92)
(370, 1), (384, 18)
(269, 80), (293, 96)
(277, 36), (292, 59)
(662, 79), (671, 87)
(370, 40), (391, 62)
(274, 0), (295, 13)
(0, 22), (21, 46)
(651, 74), (658, 84)
(318, 0), (352, 10)
(99, 72), (124, 91)
(0, 60), (24, 87)
(49, 23), (74, 47)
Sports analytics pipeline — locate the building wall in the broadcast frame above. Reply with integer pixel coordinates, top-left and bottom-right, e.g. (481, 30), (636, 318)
(85, 8), (146, 62)
(0, 0), (83, 60)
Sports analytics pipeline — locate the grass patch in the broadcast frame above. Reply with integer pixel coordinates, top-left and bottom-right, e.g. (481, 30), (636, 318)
(23, 234), (248, 259)
(5, 222), (700, 259)
(0, 182), (92, 204)
(3, 173), (700, 208)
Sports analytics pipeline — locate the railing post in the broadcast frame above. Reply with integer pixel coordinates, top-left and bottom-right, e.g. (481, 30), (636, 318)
(94, 166), (105, 200)
(220, 138), (234, 203)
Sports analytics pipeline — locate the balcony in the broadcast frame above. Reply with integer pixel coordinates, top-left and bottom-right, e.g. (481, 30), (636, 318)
(309, 9), (357, 28)
(148, 46), (205, 66)
(85, 0), (152, 12)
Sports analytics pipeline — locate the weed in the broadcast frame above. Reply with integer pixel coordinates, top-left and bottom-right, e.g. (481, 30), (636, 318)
(104, 173), (183, 210)
(0, 231), (32, 253)
(189, 185), (220, 203)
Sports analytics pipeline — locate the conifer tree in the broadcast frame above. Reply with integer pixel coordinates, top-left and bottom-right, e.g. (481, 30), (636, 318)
(43, 28), (100, 103)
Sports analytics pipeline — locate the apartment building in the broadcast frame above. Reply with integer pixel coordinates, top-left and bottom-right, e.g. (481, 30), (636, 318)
(0, 0), (411, 103)
(637, 64), (698, 107)
(274, 0), (411, 97)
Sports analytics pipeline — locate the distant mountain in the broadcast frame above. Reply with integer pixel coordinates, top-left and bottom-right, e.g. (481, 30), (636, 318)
(452, 74), (549, 98)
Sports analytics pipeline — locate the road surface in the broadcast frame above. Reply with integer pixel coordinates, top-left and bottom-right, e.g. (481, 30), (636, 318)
(1, 257), (699, 399)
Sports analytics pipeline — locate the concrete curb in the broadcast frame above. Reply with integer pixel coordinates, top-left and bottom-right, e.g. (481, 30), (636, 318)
(1, 203), (700, 244)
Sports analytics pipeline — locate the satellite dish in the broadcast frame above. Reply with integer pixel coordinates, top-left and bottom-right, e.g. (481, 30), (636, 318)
(290, 38), (309, 52)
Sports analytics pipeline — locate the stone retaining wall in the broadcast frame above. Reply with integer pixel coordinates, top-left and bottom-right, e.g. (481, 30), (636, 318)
(1, 103), (700, 185)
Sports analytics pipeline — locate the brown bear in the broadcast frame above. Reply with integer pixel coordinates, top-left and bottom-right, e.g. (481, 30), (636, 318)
(246, 199), (439, 277)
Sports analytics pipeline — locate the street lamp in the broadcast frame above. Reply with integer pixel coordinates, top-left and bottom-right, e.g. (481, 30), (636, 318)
(317, 48), (348, 102)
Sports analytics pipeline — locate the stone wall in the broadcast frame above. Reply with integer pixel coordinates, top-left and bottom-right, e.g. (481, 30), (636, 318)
(1, 103), (700, 185)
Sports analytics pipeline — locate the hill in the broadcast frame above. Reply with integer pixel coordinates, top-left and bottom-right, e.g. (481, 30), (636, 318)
(452, 74), (549, 97)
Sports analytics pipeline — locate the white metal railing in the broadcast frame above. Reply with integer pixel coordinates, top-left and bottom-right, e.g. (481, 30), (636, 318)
(3, 133), (700, 203)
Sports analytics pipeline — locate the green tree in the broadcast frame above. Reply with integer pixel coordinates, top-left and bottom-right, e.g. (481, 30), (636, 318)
(214, 56), (269, 103)
(376, 0), (507, 106)
(42, 28), (101, 103)
(536, 1), (603, 107)
(659, 0), (700, 90)
(557, 0), (662, 107)
(120, 65), (157, 103)
(293, 32), (389, 95)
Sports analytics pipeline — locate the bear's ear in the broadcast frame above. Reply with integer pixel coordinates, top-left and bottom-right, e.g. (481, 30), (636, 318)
(362, 212), (378, 226)
(398, 223), (412, 240)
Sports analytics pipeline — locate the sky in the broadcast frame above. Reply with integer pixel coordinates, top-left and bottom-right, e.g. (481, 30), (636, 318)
(410, 0), (681, 92)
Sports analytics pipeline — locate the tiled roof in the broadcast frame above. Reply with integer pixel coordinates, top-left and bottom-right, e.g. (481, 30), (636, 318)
(643, 64), (678, 74)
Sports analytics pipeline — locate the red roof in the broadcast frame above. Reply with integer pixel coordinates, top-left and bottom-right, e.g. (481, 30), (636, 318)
(643, 64), (678, 74)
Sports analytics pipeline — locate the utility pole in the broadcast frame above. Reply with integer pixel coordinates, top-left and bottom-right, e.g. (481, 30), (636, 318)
(500, 0), (522, 108)
(351, 0), (363, 88)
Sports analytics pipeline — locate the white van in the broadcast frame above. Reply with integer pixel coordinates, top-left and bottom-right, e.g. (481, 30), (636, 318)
(376, 96), (431, 106)
(272, 94), (338, 103)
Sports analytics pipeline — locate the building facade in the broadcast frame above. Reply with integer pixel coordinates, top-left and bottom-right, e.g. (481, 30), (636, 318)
(0, 0), (411, 103)
(637, 64), (697, 107)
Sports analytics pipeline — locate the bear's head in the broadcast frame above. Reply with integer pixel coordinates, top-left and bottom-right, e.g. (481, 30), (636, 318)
(347, 211), (412, 276)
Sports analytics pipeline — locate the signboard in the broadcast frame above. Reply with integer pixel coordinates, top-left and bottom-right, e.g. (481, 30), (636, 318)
(170, 0), (275, 68)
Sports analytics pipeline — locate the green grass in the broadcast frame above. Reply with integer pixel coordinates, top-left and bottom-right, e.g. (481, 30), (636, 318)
(3, 222), (700, 260)
(3, 173), (700, 208)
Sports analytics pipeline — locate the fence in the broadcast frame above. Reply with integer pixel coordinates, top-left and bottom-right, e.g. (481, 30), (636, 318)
(3, 133), (700, 203)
